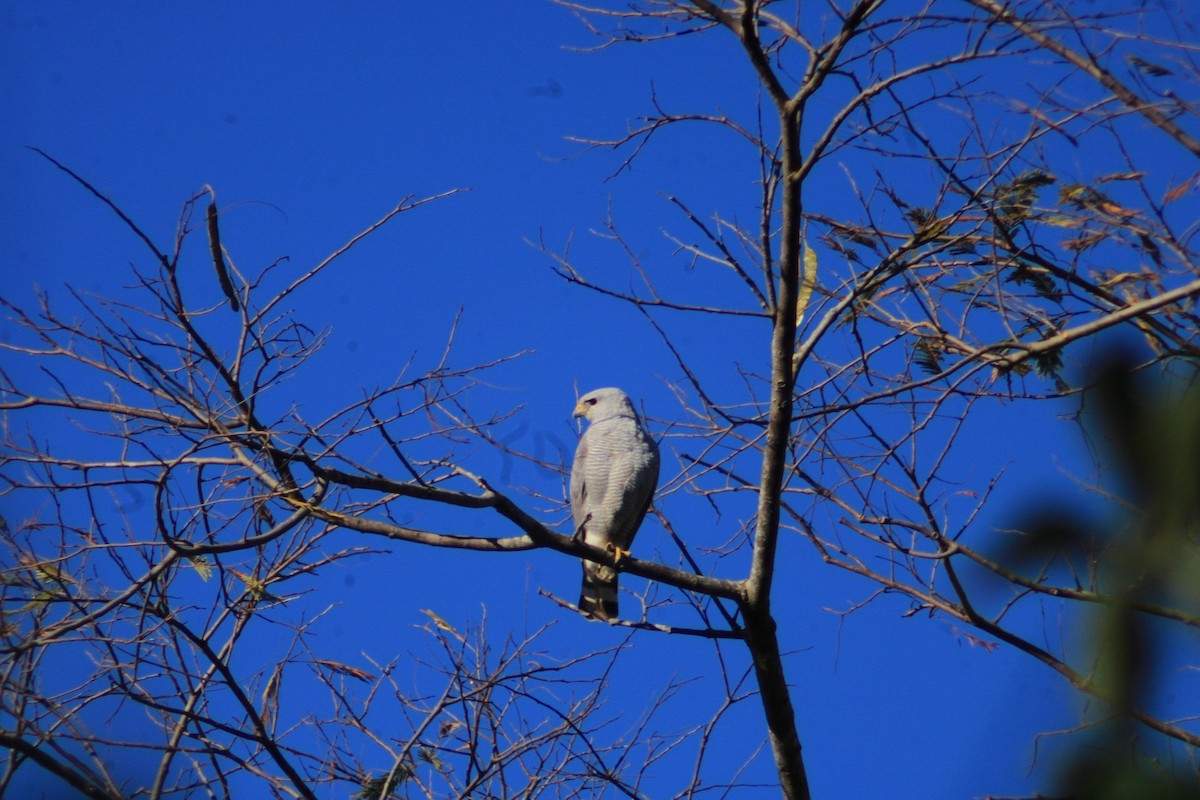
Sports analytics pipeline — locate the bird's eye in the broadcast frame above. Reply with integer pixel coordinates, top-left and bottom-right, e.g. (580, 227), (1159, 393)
(586, 398), (597, 406)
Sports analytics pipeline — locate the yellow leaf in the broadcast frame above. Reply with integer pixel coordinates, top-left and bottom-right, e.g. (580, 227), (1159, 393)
(188, 556), (213, 581)
(1096, 201), (1138, 218)
(1163, 173), (1197, 204)
(313, 659), (374, 682)
(261, 661), (284, 731)
(230, 569), (278, 601)
(796, 244), (818, 327)
(1099, 272), (1143, 289)
(421, 609), (465, 642)
(20, 555), (77, 586)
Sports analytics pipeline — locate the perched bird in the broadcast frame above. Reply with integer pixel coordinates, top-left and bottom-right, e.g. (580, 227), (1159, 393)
(570, 387), (660, 621)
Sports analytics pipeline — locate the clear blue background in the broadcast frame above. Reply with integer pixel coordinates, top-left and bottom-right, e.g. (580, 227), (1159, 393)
(4, 3), (1160, 798)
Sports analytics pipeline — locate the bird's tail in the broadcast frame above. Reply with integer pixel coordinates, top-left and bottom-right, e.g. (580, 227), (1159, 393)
(579, 562), (618, 621)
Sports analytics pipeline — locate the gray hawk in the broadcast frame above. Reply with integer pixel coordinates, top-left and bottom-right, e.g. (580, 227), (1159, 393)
(570, 387), (660, 621)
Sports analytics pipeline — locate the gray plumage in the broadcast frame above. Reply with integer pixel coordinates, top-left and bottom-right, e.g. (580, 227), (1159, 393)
(570, 387), (660, 621)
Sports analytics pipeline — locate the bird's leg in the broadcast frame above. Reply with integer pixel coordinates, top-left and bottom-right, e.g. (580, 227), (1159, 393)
(605, 542), (631, 565)
(572, 513), (592, 543)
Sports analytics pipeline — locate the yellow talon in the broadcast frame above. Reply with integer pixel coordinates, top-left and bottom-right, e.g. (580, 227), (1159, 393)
(606, 543), (631, 564)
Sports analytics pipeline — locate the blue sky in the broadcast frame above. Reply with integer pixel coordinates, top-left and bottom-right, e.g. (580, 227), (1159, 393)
(5, 2), (1187, 798)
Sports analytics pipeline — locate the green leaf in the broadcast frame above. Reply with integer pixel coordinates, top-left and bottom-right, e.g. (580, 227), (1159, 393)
(1005, 262), (1062, 302)
(1137, 234), (1163, 267)
(353, 766), (413, 800)
(905, 207), (935, 228)
(913, 339), (944, 376)
(1127, 55), (1173, 77)
(995, 170), (1056, 223)
(417, 747), (445, 771)
(1033, 347), (1064, 381)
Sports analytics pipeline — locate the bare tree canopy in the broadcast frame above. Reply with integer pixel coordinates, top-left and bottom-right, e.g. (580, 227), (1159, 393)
(3, 1), (1199, 798)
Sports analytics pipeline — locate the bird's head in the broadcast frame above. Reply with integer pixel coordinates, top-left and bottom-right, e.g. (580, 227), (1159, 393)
(573, 387), (634, 422)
